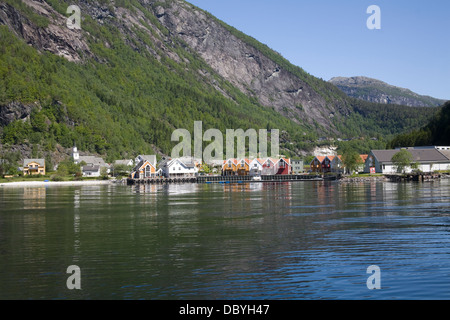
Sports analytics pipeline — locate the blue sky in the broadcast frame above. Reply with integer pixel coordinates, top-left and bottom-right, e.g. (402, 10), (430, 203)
(187, 0), (450, 100)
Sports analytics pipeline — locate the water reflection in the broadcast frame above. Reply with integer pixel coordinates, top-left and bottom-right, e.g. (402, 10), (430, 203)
(0, 180), (450, 299)
(23, 187), (46, 210)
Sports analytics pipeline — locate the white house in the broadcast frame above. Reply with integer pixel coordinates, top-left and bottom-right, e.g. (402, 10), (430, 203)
(364, 148), (450, 174)
(158, 158), (198, 178)
(82, 164), (101, 177)
(249, 159), (263, 176)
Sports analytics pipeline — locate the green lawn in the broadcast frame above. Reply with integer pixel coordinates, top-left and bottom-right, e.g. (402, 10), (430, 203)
(0, 174), (109, 183)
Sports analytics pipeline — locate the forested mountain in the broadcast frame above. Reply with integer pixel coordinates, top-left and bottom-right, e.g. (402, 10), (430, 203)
(329, 76), (446, 108)
(0, 0), (439, 162)
(389, 101), (450, 148)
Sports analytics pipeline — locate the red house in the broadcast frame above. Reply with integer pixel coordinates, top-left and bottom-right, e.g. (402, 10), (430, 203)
(276, 158), (291, 175)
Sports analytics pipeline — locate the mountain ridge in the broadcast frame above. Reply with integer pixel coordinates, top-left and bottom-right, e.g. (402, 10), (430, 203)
(0, 0), (438, 162)
(329, 76), (446, 108)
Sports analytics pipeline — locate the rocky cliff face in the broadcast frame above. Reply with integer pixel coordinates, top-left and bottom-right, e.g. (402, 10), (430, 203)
(329, 76), (446, 107)
(0, 101), (34, 126)
(0, 0), (351, 133)
(155, 1), (350, 129)
(0, 0), (437, 160)
(0, 0), (91, 62)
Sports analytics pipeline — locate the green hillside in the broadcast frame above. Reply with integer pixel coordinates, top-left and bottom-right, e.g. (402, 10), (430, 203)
(389, 101), (450, 148)
(0, 23), (310, 160)
(0, 0), (439, 162)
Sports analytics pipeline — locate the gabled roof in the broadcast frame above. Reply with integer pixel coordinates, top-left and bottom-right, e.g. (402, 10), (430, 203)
(438, 149), (450, 161)
(136, 155), (157, 166)
(269, 157), (280, 164)
(82, 164), (100, 172)
(78, 156), (109, 168)
(371, 149), (450, 163)
(135, 160), (155, 171)
(311, 156), (326, 164)
(237, 158), (251, 165)
(162, 158), (197, 169)
(279, 158), (291, 165)
(223, 159), (238, 166)
(260, 158), (278, 165)
(317, 156), (326, 162)
(23, 159), (45, 167)
(256, 158), (267, 165)
(251, 158), (263, 165)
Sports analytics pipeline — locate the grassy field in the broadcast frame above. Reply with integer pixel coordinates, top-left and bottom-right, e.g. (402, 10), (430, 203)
(0, 174), (109, 183)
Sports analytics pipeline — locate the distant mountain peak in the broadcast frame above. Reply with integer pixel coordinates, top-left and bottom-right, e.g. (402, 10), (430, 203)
(329, 76), (445, 107)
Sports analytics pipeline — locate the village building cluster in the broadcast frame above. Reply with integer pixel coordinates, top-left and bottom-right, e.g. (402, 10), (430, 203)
(311, 146), (450, 174)
(5, 145), (450, 180)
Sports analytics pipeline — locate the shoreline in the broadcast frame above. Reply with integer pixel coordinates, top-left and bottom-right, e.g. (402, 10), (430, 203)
(0, 180), (114, 188)
(339, 173), (450, 183)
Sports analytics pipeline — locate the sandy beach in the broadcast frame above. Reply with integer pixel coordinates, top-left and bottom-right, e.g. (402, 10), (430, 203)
(0, 180), (114, 188)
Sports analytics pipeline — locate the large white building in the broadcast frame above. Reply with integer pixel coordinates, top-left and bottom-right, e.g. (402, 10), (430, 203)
(158, 158), (198, 178)
(364, 147), (450, 174)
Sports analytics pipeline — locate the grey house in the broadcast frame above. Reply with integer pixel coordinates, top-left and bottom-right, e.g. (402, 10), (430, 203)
(364, 148), (450, 174)
(291, 159), (304, 174)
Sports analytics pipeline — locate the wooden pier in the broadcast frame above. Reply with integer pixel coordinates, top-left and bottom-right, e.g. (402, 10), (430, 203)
(127, 174), (340, 185)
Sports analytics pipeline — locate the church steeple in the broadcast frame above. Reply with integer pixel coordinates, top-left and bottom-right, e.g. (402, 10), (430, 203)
(72, 145), (79, 163)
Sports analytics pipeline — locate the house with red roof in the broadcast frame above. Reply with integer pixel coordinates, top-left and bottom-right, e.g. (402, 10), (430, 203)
(310, 155), (344, 173)
(276, 158), (291, 175)
(222, 159), (238, 176)
(222, 158), (291, 176)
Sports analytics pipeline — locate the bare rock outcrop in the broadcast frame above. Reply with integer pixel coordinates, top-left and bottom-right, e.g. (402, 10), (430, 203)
(0, 0), (91, 62)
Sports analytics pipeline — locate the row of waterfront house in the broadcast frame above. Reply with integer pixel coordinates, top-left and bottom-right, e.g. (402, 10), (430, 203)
(130, 156), (301, 179)
(312, 146), (450, 174)
(9, 146), (450, 179)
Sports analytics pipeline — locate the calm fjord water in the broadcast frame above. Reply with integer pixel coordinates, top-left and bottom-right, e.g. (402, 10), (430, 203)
(1, 180), (450, 300)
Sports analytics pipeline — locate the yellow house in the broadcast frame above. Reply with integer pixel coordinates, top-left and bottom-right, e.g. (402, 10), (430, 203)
(23, 159), (46, 176)
(222, 159), (251, 176)
(236, 159), (250, 176)
(222, 159), (238, 176)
